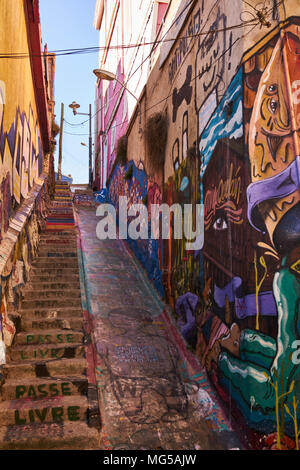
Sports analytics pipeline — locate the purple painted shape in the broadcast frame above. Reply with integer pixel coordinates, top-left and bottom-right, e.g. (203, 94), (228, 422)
(247, 156), (300, 232)
(213, 277), (277, 319)
(176, 293), (199, 339)
(235, 291), (277, 319)
(214, 277), (243, 308)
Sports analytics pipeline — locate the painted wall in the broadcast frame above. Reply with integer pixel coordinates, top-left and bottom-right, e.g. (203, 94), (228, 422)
(106, 0), (300, 449)
(93, 0), (170, 189)
(0, 0), (51, 364)
(107, 160), (164, 297)
(0, 0), (45, 207)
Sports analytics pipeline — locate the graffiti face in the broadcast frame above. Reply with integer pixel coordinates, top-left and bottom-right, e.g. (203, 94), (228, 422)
(249, 38), (292, 182)
(211, 24), (300, 443)
(247, 29), (300, 246)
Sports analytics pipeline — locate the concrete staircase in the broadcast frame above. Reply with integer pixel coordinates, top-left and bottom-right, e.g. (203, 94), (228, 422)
(0, 182), (100, 449)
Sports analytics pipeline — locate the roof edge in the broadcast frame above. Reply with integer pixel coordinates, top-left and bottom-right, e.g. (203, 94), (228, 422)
(94, 0), (105, 30)
(23, 0), (51, 153)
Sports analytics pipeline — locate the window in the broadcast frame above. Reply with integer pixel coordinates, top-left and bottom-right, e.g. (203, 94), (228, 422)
(156, 2), (168, 34)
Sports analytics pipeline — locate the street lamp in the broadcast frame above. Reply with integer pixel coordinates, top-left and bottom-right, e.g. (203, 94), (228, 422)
(81, 142), (94, 147)
(93, 68), (141, 124)
(69, 101), (93, 188)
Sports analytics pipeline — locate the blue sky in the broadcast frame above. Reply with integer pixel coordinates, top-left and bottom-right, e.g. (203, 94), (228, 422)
(39, 0), (99, 184)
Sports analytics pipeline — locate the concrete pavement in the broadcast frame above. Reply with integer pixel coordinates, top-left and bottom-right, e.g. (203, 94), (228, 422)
(74, 204), (242, 451)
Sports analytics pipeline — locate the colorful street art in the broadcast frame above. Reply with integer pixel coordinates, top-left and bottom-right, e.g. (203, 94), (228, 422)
(0, 0), (51, 367)
(214, 23), (300, 442)
(0, 82), (44, 209)
(107, 161), (164, 297)
(0, 84), (48, 364)
(190, 21), (300, 446)
(0, 182), (48, 363)
(105, 1), (300, 448)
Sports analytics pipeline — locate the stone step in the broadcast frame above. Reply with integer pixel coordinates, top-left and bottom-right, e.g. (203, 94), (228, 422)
(7, 342), (85, 363)
(21, 316), (83, 332)
(37, 251), (78, 258)
(47, 209), (74, 213)
(1, 376), (88, 401)
(0, 421), (100, 450)
(29, 274), (80, 283)
(14, 329), (84, 346)
(53, 193), (72, 196)
(0, 211), (101, 449)
(19, 308), (83, 320)
(50, 199), (73, 203)
(23, 282), (81, 292)
(4, 358), (87, 379)
(48, 205), (73, 209)
(41, 228), (76, 232)
(22, 290), (81, 300)
(40, 233), (77, 240)
(38, 250), (77, 259)
(37, 251), (77, 257)
(47, 215), (74, 220)
(21, 298), (82, 310)
(48, 203), (73, 208)
(37, 247), (78, 254)
(0, 394), (89, 427)
(32, 259), (79, 268)
(38, 243), (77, 250)
(39, 238), (77, 244)
(30, 267), (80, 276)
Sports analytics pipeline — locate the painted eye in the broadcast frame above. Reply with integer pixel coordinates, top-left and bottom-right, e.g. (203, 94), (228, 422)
(269, 98), (277, 113)
(267, 84), (277, 94)
(213, 217), (228, 231)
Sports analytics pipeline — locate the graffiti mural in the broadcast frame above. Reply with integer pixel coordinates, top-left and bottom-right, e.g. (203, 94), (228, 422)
(107, 161), (164, 297)
(0, 83), (43, 209)
(192, 22), (300, 446)
(102, 0), (300, 448)
(215, 24), (300, 441)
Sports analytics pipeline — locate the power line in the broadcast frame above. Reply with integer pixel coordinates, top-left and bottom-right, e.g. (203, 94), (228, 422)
(0, 0), (193, 60)
(63, 21), (261, 137)
(56, 0), (200, 128)
(59, 0), (283, 130)
(64, 130), (92, 136)
(64, 119), (87, 128)
(0, 19), (258, 60)
(67, 19), (259, 128)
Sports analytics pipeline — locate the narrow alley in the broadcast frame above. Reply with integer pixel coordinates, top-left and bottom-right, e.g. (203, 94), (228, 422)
(0, 182), (241, 450)
(0, 0), (299, 454)
(74, 200), (241, 450)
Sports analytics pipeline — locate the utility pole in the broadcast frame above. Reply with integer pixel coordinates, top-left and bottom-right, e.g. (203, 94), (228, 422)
(69, 101), (93, 188)
(58, 102), (64, 181)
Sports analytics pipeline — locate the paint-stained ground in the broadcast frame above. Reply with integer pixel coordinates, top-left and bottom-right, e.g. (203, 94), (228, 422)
(74, 205), (242, 450)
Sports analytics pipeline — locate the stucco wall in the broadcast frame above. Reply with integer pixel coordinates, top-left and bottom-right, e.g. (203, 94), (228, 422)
(0, 0), (45, 207)
(0, 0), (49, 365)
